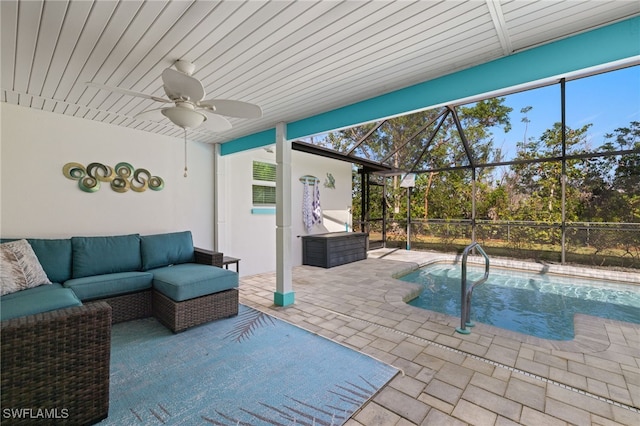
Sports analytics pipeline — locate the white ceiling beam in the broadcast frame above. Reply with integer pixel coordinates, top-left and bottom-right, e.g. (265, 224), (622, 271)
(485, 0), (513, 55)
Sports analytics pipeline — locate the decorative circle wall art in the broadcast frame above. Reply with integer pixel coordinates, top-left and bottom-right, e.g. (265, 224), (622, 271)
(63, 162), (164, 193)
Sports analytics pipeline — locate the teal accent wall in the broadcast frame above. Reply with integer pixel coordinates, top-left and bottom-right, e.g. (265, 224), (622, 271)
(221, 17), (639, 155)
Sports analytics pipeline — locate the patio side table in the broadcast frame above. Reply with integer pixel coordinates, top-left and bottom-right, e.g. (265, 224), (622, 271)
(222, 256), (240, 274)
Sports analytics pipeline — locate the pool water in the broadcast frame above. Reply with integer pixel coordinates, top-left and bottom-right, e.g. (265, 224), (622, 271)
(401, 263), (640, 340)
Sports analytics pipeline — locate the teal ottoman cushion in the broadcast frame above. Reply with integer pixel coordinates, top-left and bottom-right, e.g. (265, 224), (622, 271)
(0, 284), (82, 321)
(140, 231), (195, 271)
(71, 234), (141, 278)
(64, 272), (153, 301)
(27, 238), (73, 283)
(152, 264), (237, 302)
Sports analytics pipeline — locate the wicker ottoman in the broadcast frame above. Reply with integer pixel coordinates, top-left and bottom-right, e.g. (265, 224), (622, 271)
(153, 288), (238, 333)
(150, 263), (239, 333)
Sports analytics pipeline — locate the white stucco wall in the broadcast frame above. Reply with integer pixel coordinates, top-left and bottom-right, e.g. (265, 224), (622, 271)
(0, 103), (216, 249)
(1, 103), (354, 276)
(217, 146), (353, 276)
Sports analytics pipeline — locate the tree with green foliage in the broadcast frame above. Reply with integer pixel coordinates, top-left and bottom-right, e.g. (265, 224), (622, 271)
(508, 122), (590, 223)
(316, 92), (639, 267)
(327, 99), (512, 225)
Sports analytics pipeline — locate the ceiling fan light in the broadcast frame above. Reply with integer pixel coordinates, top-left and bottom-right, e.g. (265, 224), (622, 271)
(174, 60), (196, 75)
(161, 107), (206, 129)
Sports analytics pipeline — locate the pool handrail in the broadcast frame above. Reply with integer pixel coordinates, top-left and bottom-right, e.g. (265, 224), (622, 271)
(456, 241), (490, 335)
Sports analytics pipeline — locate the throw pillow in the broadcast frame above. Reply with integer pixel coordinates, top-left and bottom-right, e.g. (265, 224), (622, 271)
(0, 239), (52, 296)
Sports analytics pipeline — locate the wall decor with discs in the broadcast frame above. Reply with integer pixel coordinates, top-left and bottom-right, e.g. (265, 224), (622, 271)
(62, 162), (164, 193)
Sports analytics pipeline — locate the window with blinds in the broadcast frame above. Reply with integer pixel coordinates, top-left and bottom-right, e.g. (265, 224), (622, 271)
(253, 161), (276, 181)
(252, 161), (276, 205)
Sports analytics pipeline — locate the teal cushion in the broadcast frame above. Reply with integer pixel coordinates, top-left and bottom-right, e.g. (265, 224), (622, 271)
(152, 264), (237, 302)
(64, 271), (153, 301)
(1, 282), (63, 300)
(0, 238), (72, 283)
(27, 238), (72, 283)
(140, 231), (195, 271)
(71, 234), (141, 278)
(0, 284), (82, 321)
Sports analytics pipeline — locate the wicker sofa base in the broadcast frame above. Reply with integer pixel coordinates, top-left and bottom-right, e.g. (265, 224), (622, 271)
(101, 290), (153, 324)
(152, 288), (239, 333)
(1, 302), (112, 426)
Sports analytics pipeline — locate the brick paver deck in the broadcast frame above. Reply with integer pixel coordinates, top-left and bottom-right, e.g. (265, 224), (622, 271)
(239, 249), (640, 425)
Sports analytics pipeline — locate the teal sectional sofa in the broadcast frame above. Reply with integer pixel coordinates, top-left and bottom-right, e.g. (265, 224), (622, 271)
(1, 230), (237, 425)
(1, 231), (238, 328)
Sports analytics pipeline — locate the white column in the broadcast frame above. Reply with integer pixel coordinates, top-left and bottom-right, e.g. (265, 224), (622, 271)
(274, 122), (294, 306)
(213, 143), (226, 254)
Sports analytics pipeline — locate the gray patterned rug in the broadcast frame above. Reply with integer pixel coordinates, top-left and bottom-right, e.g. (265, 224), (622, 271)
(99, 305), (398, 425)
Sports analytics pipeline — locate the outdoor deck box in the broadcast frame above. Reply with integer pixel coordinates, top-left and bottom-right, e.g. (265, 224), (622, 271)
(302, 231), (368, 268)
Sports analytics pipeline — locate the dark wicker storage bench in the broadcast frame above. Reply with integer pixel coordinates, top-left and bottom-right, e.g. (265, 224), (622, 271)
(302, 231), (368, 268)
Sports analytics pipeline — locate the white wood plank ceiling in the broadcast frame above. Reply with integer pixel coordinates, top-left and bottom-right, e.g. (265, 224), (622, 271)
(2, 0), (639, 145)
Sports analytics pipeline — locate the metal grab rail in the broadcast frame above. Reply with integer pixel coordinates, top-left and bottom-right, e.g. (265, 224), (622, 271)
(456, 242), (490, 335)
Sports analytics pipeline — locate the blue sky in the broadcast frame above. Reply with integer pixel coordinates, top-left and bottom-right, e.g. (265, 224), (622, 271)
(489, 65), (640, 161)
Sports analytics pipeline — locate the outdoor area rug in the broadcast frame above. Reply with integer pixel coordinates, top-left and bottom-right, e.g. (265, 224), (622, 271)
(99, 304), (398, 425)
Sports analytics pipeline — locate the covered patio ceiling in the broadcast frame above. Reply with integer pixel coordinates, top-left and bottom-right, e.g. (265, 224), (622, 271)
(2, 1), (639, 146)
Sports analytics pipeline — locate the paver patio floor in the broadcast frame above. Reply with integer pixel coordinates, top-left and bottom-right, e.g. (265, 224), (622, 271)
(238, 249), (640, 425)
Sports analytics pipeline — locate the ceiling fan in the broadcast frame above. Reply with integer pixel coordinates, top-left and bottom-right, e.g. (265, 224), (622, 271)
(86, 60), (262, 131)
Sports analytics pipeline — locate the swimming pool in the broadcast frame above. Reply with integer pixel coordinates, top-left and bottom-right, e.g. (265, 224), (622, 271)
(401, 263), (640, 340)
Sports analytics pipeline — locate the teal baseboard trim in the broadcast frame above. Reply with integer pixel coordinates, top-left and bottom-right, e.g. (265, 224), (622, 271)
(274, 291), (295, 307)
(219, 17), (639, 154)
(251, 208), (276, 215)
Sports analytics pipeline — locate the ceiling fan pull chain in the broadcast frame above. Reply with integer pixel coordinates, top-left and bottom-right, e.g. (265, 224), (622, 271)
(184, 128), (188, 178)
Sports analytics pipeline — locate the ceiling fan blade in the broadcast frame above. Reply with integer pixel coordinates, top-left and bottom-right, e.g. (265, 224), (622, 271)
(199, 99), (262, 118)
(162, 68), (205, 102)
(86, 82), (170, 103)
(135, 108), (166, 121)
(201, 111), (232, 132)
